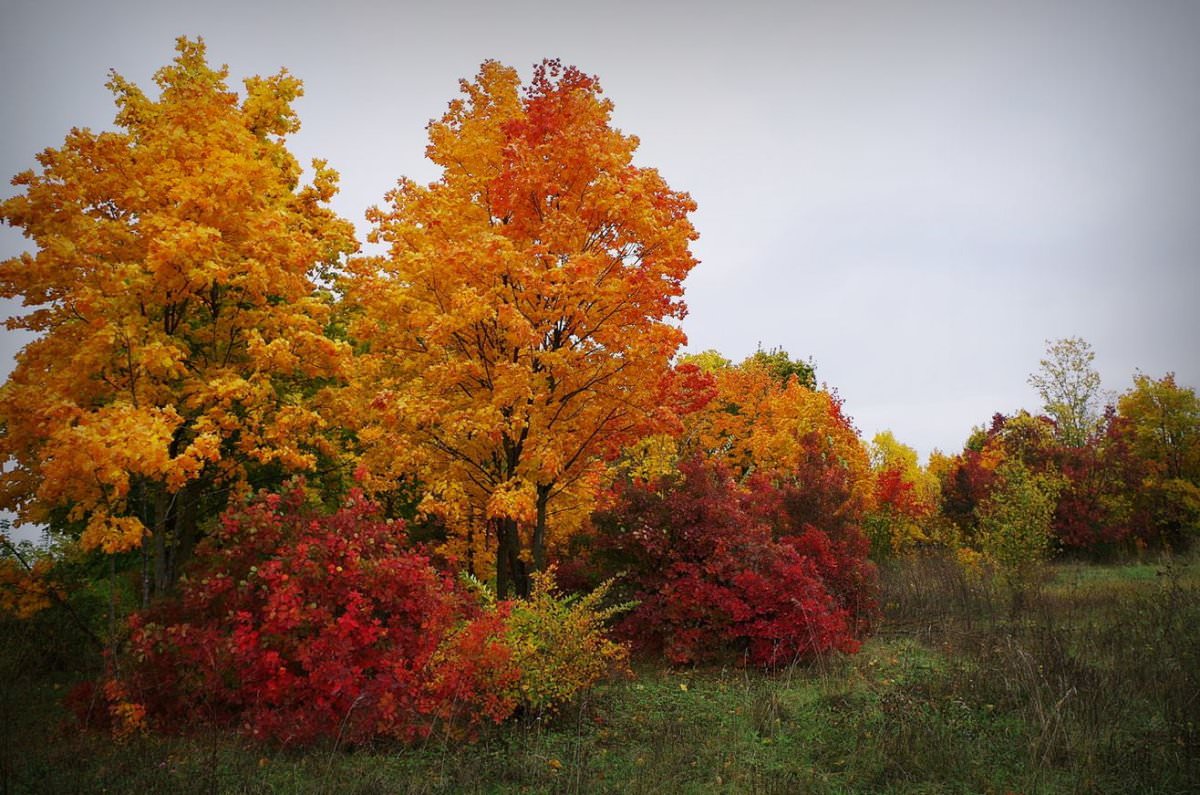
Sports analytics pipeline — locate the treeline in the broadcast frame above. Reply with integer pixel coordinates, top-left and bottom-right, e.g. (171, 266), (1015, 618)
(869, 339), (1199, 570)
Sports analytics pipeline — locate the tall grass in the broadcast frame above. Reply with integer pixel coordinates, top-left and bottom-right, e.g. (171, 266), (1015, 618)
(5, 553), (1197, 793)
(875, 551), (1200, 793)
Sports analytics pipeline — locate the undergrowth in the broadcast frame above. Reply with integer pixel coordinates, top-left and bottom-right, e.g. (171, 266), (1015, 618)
(4, 554), (1197, 794)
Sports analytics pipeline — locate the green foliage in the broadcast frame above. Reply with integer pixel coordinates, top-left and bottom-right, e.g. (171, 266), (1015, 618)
(742, 344), (816, 389)
(977, 461), (1061, 581)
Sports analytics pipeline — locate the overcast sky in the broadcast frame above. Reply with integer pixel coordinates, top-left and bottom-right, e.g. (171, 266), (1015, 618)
(3, 0), (1199, 466)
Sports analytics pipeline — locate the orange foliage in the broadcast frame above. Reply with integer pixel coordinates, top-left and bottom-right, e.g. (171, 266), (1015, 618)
(0, 551), (57, 619)
(0, 38), (356, 559)
(682, 359), (874, 520)
(347, 60), (697, 592)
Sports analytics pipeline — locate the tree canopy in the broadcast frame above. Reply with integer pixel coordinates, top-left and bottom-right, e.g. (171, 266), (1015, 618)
(345, 60), (698, 596)
(0, 37), (357, 592)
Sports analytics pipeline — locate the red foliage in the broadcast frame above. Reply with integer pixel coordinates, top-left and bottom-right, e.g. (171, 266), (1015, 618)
(126, 484), (518, 746)
(875, 467), (918, 515)
(591, 458), (864, 667)
(1052, 412), (1142, 551)
(937, 448), (998, 538)
(742, 474), (878, 631)
(661, 361), (719, 420)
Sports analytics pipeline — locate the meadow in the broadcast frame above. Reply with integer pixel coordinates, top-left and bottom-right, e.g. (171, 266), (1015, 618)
(4, 553), (1196, 794)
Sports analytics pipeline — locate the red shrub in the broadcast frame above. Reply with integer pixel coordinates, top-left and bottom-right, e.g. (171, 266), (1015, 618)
(1051, 414), (1144, 553)
(591, 458), (861, 667)
(126, 483), (518, 746)
(734, 473), (877, 631)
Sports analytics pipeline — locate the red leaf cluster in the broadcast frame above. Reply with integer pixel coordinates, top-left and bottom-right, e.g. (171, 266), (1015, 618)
(590, 458), (869, 667)
(125, 484), (518, 746)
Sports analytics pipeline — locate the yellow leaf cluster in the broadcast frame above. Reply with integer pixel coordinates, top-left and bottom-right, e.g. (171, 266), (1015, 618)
(0, 554), (58, 619)
(499, 567), (632, 713)
(0, 37), (357, 550)
(80, 513), (146, 555)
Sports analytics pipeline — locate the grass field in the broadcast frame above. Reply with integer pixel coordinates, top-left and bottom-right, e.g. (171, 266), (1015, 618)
(3, 554), (1197, 794)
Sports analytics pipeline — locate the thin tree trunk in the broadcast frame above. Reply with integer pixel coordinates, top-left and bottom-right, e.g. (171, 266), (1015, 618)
(496, 517), (513, 599)
(466, 521), (476, 579)
(174, 480), (200, 583)
(153, 489), (171, 596)
(141, 532), (151, 610)
(532, 484), (552, 573)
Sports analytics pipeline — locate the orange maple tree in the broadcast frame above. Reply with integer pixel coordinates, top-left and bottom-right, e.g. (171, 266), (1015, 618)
(0, 38), (356, 593)
(347, 60), (698, 596)
(680, 356), (873, 510)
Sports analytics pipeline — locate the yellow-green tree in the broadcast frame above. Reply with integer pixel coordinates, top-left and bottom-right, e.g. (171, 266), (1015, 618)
(1117, 373), (1200, 547)
(0, 38), (357, 594)
(1028, 337), (1103, 447)
(346, 61), (697, 596)
(977, 460), (1061, 583)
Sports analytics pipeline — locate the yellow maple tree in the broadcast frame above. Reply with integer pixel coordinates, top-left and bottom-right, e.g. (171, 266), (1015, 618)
(346, 60), (697, 596)
(0, 38), (356, 593)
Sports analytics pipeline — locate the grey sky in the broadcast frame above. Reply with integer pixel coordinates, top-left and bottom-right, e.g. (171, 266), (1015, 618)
(2, 0), (1198, 466)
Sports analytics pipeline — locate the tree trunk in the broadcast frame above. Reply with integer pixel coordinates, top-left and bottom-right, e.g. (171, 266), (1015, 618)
(174, 480), (200, 580)
(150, 480), (201, 596)
(466, 521), (476, 579)
(532, 484), (552, 573)
(495, 517), (529, 599)
(153, 489), (172, 596)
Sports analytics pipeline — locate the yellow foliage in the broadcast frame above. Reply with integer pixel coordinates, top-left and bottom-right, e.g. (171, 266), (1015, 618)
(80, 513), (146, 554)
(0, 37), (357, 555)
(487, 479), (538, 524)
(622, 434), (680, 482)
(0, 554), (57, 619)
(954, 546), (985, 575)
(499, 567), (632, 713)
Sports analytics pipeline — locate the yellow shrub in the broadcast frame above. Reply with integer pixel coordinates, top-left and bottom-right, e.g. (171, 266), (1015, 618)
(500, 567), (632, 714)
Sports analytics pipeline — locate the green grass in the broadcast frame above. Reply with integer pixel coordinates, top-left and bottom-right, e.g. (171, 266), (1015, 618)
(5, 554), (1199, 794)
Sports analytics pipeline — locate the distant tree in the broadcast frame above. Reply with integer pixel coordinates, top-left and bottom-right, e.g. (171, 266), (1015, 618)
(865, 431), (940, 555)
(977, 460), (1061, 582)
(678, 349), (732, 373)
(988, 411), (1059, 473)
(1052, 408), (1139, 552)
(742, 345), (816, 389)
(1028, 337), (1103, 447)
(1117, 373), (1200, 548)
